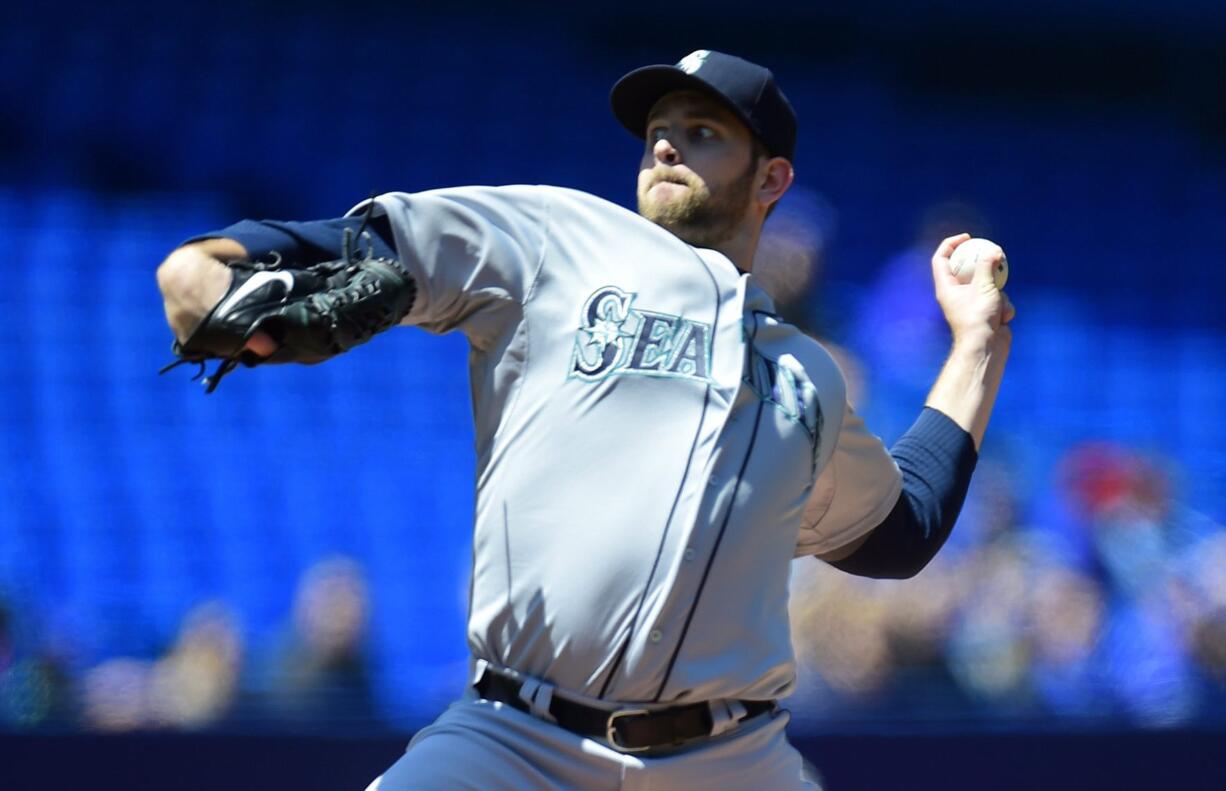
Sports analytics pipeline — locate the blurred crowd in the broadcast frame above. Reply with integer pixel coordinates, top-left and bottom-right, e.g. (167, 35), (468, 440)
(0, 556), (376, 732)
(5, 458), (1222, 734)
(761, 196), (1226, 729)
(788, 442), (1226, 728)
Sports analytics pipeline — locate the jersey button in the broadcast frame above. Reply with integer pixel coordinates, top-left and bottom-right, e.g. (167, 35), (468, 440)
(649, 630), (663, 643)
(683, 547), (695, 562)
(708, 475), (718, 486)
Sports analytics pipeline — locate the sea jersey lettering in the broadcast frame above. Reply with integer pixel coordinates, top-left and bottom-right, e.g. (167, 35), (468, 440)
(570, 286), (712, 383)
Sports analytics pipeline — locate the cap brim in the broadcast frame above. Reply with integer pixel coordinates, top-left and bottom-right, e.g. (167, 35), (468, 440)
(609, 65), (755, 141)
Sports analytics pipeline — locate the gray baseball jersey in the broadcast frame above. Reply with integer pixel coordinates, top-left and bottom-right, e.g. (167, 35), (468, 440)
(353, 184), (901, 705)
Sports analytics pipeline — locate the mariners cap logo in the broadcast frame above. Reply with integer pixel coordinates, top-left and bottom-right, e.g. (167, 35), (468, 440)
(677, 50), (710, 75)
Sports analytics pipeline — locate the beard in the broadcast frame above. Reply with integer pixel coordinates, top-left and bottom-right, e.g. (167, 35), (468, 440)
(637, 159), (756, 249)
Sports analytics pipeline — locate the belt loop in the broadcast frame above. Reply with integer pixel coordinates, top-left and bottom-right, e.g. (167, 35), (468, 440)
(518, 677), (557, 723)
(708, 699), (748, 737)
(471, 657), (490, 687)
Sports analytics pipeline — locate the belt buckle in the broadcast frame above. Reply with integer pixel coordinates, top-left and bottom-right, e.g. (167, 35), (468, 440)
(606, 707), (652, 753)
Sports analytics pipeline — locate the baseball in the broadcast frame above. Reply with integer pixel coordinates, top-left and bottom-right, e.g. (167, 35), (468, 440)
(949, 238), (1008, 289)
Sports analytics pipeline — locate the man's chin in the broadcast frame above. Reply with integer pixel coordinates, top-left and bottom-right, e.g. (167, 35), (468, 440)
(639, 212), (720, 247)
(637, 203), (682, 232)
(639, 195), (694, 225)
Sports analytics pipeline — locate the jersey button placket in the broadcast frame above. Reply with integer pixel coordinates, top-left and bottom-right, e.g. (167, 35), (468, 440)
(636, 257), (747, 693)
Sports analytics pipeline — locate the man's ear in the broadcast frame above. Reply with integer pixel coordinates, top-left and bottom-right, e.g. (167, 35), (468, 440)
(758, 157), (794, 210)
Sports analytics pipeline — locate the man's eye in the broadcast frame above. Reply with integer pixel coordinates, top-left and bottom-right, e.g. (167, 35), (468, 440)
(648, 127), (667, 142)
(689, 126), (715, 141)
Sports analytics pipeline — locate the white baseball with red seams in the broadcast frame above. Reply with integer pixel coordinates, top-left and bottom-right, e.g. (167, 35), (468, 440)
(949, 237), (1009, 289)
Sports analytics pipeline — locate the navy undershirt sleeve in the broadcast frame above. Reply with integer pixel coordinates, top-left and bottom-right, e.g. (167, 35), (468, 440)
(829, 407), (978, 579)
(181, 215), (397, 265)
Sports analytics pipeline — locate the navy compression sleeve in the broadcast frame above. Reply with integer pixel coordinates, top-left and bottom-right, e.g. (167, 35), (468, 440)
(828, 407), (978, 579)
(182, 215), (397, 265)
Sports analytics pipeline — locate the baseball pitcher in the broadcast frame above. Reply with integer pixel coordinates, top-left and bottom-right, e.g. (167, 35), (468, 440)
(156, 50), (1014, 790)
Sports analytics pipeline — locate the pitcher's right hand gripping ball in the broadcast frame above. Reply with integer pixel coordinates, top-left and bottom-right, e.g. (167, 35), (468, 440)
(159, 231), (416, 393)
(948, 237), (1008, 289)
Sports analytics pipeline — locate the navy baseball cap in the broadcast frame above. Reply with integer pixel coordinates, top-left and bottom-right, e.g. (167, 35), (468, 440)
(610, 50), (797, 162)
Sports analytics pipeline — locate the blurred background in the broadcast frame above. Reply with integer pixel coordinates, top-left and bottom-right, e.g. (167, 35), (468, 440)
(1, 0), (1224, 788)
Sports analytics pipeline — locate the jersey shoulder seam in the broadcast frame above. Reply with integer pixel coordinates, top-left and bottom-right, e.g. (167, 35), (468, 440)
(478, 187), (549, 469)
(520, 186), (553, 308)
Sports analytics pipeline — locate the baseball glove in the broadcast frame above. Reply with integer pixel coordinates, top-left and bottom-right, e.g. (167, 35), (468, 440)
(159, 228), (416, 393)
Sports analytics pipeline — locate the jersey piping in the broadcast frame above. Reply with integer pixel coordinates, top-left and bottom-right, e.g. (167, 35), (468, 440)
(653, 398), (768, 702)
(595, 245), (727, 700)
(648, 266), (767, 702)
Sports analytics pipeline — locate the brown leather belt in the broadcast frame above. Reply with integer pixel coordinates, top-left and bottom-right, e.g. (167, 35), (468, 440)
(474, 667), (775, 753)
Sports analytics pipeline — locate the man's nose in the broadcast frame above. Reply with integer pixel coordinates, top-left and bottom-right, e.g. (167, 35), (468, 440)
(653, 137), (681, 166)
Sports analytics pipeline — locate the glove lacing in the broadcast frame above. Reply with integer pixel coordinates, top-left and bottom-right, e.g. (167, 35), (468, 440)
(159, 198), (399, 393)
